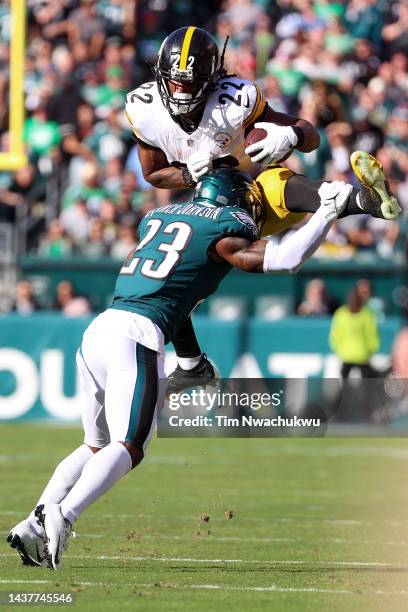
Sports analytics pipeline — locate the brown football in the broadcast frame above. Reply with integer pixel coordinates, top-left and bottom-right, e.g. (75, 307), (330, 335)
(244, 127), (267, 151)
(245, 126), (292, 165)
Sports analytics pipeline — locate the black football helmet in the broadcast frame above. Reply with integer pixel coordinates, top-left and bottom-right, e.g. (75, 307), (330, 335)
(154, 26), (222, 117)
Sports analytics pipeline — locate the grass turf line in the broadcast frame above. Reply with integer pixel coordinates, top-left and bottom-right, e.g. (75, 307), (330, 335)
(0, 424), (407, 612)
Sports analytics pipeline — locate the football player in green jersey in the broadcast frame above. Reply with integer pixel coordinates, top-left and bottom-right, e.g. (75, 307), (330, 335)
(7, 169), (351, 570)
(127, 27), (400, 393)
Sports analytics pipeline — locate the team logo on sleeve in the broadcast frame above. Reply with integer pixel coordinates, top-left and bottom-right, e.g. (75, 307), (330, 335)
(231, 211), (259, 237)
(214, 132), (233, 148)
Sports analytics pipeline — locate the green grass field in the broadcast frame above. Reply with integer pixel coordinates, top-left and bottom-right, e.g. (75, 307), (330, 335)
(0, 424), (407, 611)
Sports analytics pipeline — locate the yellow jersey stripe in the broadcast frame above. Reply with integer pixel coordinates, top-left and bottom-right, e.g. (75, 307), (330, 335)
(244, 84), (261, 124)
(179, 26), (196, 70)
(242, 84), (266, 128)
(242, 84), (263, 127)
(243, 97), (266, 127)
(125, 110), (134, 128)
(125, 111), (144, 140)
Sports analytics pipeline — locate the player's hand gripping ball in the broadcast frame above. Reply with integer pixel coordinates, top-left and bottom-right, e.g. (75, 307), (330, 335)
(244, 127), (268, 148)
(245, 122), (298, 165)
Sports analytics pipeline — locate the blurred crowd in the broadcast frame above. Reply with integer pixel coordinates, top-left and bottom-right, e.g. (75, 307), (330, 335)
(9, 274), (389, 321)
(297, 276), (386, 319)
(0, 0), (407, 265)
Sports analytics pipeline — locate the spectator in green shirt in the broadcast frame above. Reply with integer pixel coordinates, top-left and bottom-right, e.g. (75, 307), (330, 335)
(23, 106), (61, 156)
(38, 220), (72, 259)
(62, 162), (108, 215)
(330, 288), (379, 378)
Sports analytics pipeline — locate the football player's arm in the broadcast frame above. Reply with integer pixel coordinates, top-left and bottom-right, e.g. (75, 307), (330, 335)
(213, 205), (335, 273)
(259, 105), (320, 153)
(137, 142), (194, 189)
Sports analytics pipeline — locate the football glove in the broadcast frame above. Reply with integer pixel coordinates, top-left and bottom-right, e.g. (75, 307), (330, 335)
(245, 122), (298, 165)
(318, 181), (353, 221)
(187, 151), (213, 182)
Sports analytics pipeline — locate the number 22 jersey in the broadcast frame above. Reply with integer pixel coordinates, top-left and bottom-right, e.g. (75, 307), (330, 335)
(125, 76), (266, 177)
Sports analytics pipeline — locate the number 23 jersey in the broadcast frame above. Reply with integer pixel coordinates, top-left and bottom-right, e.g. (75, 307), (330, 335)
(111, 202), (258, 343)
(125, 76), (266, 177)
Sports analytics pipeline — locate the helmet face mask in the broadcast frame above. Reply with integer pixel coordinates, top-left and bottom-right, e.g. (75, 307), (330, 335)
(154, 27), (221, 117)
(193, 170), (266, 231)
(158, 78), (214, 117)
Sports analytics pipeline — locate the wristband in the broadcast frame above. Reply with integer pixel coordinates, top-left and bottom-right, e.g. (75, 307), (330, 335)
(181, 166), (196, 187)
(291, 126), (305, 149)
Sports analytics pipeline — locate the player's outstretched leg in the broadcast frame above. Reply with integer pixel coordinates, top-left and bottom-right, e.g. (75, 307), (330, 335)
(7, 519), (48, 567)
(35, 442), (133, 570)
(170, 318), (218, 394)
(351, 151), (401, 219)
(7, 444), (95, 568)
(281, 151), (401, 220)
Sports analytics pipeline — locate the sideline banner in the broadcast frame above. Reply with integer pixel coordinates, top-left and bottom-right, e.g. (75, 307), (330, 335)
(0, 314), (402, 422)
(0, 314), (244, 421)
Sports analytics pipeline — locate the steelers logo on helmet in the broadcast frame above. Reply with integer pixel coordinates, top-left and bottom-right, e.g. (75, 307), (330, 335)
(244, 181), (265, 231)
(245, 181), (262, 206)
(193, 169), (266, 230)
(154, 27), (222, 117)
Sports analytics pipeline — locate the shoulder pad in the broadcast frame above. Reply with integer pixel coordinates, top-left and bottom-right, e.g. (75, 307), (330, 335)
(215, 77), (266, 130)
(242, 81), (267, 129)
(125, 82), (158, 147)
(219, 206), (259, 240)
(215, 76), (249, 105)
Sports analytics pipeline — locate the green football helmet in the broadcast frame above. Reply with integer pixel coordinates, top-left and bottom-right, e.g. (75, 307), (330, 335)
(193, 169), (265, 230)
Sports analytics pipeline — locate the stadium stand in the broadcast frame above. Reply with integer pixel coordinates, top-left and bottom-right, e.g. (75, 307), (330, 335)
(0, 0), (407, 314)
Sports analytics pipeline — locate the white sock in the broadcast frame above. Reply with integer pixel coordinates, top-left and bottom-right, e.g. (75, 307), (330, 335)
(28, 444), (93, 532)
(178, 355), (202, 370)
(60, 442), (132, 524)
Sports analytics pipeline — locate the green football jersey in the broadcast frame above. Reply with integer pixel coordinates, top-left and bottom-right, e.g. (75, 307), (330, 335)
(111, 202), (259, 343)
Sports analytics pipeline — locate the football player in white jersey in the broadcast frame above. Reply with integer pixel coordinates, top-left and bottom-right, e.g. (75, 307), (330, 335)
(125, 26), (401, 391)
(125, 26), (320, 189)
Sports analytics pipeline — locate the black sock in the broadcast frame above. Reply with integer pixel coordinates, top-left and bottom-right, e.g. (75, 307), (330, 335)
(284, 175), (363, 217)
(172, 317), (201, 358)
(338, 189), (362, 217)
(284, 175), (323, 213)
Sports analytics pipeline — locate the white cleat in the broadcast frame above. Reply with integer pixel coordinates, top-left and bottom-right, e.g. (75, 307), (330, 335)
(7, 519), (48, 567)
(35, 504), (72, 571)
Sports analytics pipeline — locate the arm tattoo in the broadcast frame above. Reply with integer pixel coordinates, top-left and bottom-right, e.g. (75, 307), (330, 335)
(147, 166), (190, 189)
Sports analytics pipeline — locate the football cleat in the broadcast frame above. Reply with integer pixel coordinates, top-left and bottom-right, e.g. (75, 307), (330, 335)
(7, 518), (47, 567)
(166, 354), (218, 395)
(35, 504), (72, 571)
(351, 151), (401, 219)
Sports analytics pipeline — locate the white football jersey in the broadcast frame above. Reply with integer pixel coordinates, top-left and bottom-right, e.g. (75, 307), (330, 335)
(125, 76), (266, 177)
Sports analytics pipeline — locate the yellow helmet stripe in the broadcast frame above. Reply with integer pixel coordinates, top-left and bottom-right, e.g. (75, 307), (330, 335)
(179, 26), (196, 70)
